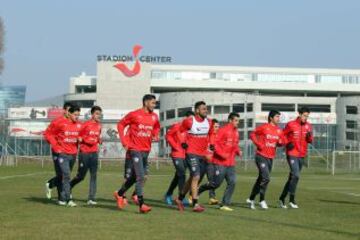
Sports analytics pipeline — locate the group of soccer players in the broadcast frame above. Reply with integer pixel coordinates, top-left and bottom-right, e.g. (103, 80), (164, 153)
(43, 94), (313, 214)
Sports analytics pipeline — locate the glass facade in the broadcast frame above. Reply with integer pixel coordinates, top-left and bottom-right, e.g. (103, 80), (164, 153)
(0, 86), (26, 117)
(151, 70), (360, 85)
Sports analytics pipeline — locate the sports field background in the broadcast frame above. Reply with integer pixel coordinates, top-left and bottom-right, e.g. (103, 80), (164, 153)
(0, 162), (359, 240)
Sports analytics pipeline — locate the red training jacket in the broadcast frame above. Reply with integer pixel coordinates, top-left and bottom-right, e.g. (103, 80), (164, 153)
(284, 117), (313, 158)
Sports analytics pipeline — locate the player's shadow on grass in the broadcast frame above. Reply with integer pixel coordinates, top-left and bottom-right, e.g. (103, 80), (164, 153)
(23, 196), (58, 205)
(318, 199), (360, 205)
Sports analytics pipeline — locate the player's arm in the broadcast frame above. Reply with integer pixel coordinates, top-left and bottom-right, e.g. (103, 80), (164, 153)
(213, 128), (228, 160)
(44, 119), (61, 152)
(250, 125), (265, 149)
(152, 116), (160, 142)
(117, 112), (132, 149)
(166, 125), (181, 151)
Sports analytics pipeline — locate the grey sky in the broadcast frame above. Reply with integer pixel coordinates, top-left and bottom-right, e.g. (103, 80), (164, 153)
(1, 0), (360, 101)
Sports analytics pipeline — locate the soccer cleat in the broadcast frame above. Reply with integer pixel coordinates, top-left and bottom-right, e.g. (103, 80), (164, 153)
(139, 204), (152, 214)
(164, 194), (173, 206)
(175, 198), (185, 212)
(113, 191), (126, 209)
(67, 200), (77, 207)
(193, 204), (205, 213)
(279, 200), (287, 209)
(289, 202), (299, 209)
(123, 197), (129, 206)
(45, 182), (52, 199)
(182, 198), (190, 207)
(246, 199), (256, 210)
(219, 206), (234, 212)
(132, 195), (139, 205)
(259, 200), (269, 210)
(87, 200), (97, 205)
(187, 196), (193, 206)
(58, 200), (66, 206)
(208, 198), (219, 205)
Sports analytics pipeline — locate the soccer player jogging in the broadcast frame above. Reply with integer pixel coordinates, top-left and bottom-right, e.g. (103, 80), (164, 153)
(44, 102), (73, 201)
(114, 94), (160, 214)
(246, 110), (285, 210)
(175, 101), (214, 213)
(279, 107), (313, 209)
(204, 119), (220, 205)
(44, 105), (82, 207)
(198, 112), (241, 211)
(69, 106), (102, 205)
(163, 111), (194, 206)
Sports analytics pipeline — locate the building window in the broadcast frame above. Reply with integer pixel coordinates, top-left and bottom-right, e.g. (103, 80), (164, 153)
(346, 131), (357, 141)
(207, 105), (212, 115)
(233, 104), (244, 113)
(346, 120), (358, 129)
(346, 106), (358, 115)
(247, 119), (253, 128)
(166, 109), (175, 120)
(214, 105), (230, 114)
(75, 85), (97, 93)
(247, 103), (253, 112)
(160, 112), (164, 121)
(298, 104), (331, 113)
(178, 107), (192, 118)
(239, 119), (244, 128)
(239, 131), (244, 140)
(262, 103), (295, 112)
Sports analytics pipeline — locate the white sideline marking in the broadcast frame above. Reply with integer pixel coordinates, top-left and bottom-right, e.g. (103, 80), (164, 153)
(0, 172), (48, 180)
(332, 191), (360, 197)
(307, 187), (356, 190)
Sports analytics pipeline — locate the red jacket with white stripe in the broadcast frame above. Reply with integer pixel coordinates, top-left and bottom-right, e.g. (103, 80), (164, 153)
(44, 118), (82, 155)
(79, 119), (102, 153)
(117, 108), (160, 152)
(212, 123), (241, 167)
(284, 117), (313, 158)
(250, 123), (285, 159)
(166, 122), (187, 159)
(44, 116), (68, 153)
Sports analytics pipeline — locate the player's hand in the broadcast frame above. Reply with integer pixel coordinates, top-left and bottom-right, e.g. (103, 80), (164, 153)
(306, 132), (312, 139)
(209, 144), (215, 151)
(78, 137), (83, 143)
(287, 142), (295, 150)
(181, 143), (188, 149)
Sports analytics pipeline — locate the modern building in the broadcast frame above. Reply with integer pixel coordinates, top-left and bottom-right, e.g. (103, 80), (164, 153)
(64, 62), (360, 155)
(0, 86), (26, 117)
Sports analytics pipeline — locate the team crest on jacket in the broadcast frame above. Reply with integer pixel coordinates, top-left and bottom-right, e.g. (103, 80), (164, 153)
(152, 115), (156, 121)
(77, 124), (81, 128)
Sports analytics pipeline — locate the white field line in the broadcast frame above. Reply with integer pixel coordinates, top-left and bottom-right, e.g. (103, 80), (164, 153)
(0, 172), (49, 180)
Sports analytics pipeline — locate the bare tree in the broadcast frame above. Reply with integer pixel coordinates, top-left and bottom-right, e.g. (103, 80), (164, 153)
(0, 16), (4, 75)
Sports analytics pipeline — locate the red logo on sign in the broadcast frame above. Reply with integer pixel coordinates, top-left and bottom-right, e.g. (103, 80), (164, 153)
(113, 45), (142, 77)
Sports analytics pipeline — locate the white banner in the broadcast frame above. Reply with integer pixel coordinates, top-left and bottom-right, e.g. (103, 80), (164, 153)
(255, 112), (337, 124)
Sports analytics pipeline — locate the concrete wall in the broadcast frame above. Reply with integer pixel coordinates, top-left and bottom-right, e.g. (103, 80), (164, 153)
(96, 62), (152, 109)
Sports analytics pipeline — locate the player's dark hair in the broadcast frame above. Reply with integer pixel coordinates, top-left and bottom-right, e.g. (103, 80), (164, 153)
(142, 94), (156, 105)
(91, 106), (102, 114)
(298, 106), (310, 114)
(212, 118), (219, 124)
(228, 112), (240, 121)
(68, 105), (80, 113)
(268, 110), (281, 123)
(63, 102), (74, 110)
(194, 101), (206, 110)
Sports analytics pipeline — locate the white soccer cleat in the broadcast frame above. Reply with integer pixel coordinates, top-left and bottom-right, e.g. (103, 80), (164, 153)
(45, 182), (52, 199)
(279, 200), (287, 209)
(259, 200), (269, 210)
(87, 200), (97, 205)
(58, 200), (66, 206)
(289, 202), (299, 209)
(67, 200), (77, 207)
(246, 199), (256, 210)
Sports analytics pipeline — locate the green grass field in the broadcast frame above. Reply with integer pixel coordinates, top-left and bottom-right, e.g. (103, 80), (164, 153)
(0, 162), (359, 240)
